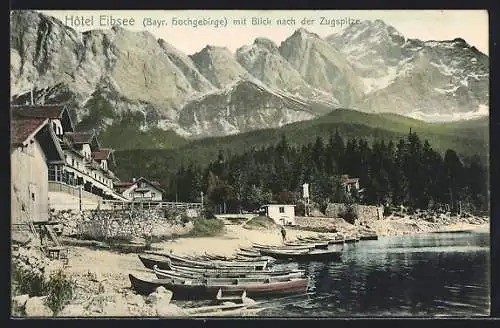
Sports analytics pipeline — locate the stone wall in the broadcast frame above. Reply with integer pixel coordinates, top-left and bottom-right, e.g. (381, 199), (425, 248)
(325, 203), (384, 222)
(295, 217), (346, 231)
(49, 208), (194, 241)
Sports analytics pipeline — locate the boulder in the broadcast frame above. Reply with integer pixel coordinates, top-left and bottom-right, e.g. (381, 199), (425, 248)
(12, 294), (29, 310)
(125, 293), (145, 307)
(58, 304), (85, 317)
(155, 303), (185, 317)
(146, 287), (173, 305)
(24, 297), (53, 317)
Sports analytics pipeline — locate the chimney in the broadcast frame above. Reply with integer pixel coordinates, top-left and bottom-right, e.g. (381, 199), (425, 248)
(30, 88), (34, 105)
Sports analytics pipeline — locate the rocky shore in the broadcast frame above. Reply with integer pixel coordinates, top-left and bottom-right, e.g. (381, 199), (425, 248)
(11, 212), (489, 317)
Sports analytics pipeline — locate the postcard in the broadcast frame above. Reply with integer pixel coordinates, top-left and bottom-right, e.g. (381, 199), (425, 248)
(10, 9), (490, 318)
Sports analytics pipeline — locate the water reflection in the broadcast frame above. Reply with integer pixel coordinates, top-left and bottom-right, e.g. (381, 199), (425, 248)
(260, 231), (490, 317)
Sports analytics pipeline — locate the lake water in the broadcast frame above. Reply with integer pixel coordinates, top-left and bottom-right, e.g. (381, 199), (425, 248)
(259, 230), (490, 317)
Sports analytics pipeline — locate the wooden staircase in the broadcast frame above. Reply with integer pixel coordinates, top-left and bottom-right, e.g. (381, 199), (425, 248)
(41, 224), (69, 265)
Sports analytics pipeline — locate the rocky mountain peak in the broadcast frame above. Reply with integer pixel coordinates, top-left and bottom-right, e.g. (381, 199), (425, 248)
(253, 37), (279, 53)
(190, 44), (249, 88)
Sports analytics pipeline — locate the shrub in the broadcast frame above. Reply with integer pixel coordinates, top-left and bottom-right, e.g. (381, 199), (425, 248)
(340, 206), (358, 224)
(181, 215), (190, 224)
(12, 264), (45, 297)
(44, 270), (74, 315)
(202, 209), (217, 220)
(11, 263), (74, 316)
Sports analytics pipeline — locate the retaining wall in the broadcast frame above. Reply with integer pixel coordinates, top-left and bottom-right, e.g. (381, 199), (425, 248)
(49, 208), (194, 240)
(325, 203), (384, 222)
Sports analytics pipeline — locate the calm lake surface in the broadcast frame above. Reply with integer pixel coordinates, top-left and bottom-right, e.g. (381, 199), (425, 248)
(260, 230), (490, 317)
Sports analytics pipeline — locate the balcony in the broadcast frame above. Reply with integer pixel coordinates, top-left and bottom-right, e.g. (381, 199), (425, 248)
(85, 161), (100, 170)
(49, 164), (125, 202)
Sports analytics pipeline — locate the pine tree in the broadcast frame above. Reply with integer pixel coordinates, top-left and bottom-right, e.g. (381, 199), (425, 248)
(444, 149), (464, 213)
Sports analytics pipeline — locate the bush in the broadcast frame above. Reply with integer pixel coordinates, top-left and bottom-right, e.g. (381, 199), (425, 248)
(341, 206), (358, 224)
(202, 209), (217, 220)
(243, 216), (277, 230)
(12, 263), (74, 316)
(188, 218), (225, 237)
(181, 215), (190, 224)
(12, 265), (45, 297)
(44, 270), (74, 315)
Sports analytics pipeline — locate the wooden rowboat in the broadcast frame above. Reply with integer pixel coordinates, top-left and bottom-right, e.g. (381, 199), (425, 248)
(147, 252), (269, 270)
(234, 255), (277, 265)
(138, 254), (269, 273)
(166, 260), (304, 276)
(153, 265), (305, 281)
(139, 254), (173, 270)
(251, 243), (313, 251)
(359, 234), (379, 241)
(128, 274), (309, 299)
(284, 241), (329, 250)
(259, 248), (343, 262)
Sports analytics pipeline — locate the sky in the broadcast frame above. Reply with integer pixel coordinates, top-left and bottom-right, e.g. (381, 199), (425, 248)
(39, 10), (489, 55)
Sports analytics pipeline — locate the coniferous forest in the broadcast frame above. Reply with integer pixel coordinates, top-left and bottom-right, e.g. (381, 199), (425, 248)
(165, 130), (489, 215)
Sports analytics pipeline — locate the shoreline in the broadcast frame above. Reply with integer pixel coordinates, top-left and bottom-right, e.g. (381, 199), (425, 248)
(11, 216), (489, 317)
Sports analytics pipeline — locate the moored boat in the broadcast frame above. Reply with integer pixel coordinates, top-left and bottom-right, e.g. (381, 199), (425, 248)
(138, 254), (172, 270)
(360, 234), (378, 241)
(153, 265), (305, 280)
(128, 274), (309, 299)
(144, 252), (269, 270)
(259, 248), (342, 262)
(138, 254), (270, 272)
(166, 260), (304, 276)
(284, 241), (329, 250)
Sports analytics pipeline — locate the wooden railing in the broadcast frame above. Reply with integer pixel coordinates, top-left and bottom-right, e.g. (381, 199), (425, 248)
(97, 200), (203, 210)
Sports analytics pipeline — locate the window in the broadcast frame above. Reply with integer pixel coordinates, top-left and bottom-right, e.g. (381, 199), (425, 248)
(151, 192), (155, 199)
(279, 206), (285, 213)
(31, 193), (35, 201)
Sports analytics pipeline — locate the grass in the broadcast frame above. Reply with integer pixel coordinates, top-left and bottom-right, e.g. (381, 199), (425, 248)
(243, 216), (277, 230)
(187, 218), (225, 237)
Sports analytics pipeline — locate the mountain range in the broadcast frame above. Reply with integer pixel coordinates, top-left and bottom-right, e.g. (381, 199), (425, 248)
(10, 11), (489, 139)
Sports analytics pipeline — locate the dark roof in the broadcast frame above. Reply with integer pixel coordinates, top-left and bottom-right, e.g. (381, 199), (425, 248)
(11, 114), (48, 145)
(64, 132), (94, 144)
(343, 178), (359, 185)
(114, 177), (165, 193)
(92, 148), (113, 161)
(11, 104), (66, 119)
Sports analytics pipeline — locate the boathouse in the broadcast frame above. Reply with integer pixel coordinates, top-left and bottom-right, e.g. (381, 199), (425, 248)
(260, 204), (296, 226)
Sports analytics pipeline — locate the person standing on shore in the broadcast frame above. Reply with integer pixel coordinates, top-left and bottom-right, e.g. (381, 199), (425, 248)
(280, 225), (287, 242)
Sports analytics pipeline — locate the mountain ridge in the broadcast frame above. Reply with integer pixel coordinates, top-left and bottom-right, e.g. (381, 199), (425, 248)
(10, 10), (489, 139)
